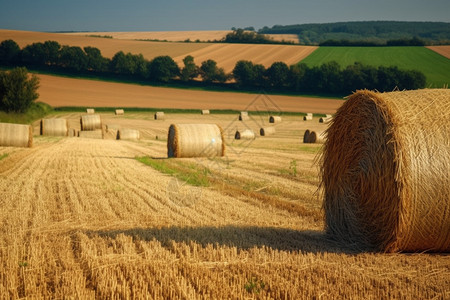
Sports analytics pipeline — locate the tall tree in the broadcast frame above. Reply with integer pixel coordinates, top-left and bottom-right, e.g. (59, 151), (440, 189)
(0, 39), (20, 64)
(0, 67), (40, 113)
(180, 55), (198, 81)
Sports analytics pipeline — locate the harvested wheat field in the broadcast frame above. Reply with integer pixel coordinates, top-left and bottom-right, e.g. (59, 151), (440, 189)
(0, 30), (316, 72)
(427, 45), (450, 59)
(0, 110), (448, 299)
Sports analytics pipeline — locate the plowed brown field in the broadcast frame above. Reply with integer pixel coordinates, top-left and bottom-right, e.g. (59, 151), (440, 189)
(37, 74), (342, 114)
(426, 45), (450, 59)
(0, 29), (316, 72)
(1, 112), (448, 299)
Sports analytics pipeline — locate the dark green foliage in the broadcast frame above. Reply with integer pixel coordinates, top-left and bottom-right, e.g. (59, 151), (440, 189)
(232, 60), (266, 87)
(0, 67), (40, 113)
(199, 59), (227, 83)
(0, 40), (20, 64)
(148, 56), (180, 82)
(265, 62), (289, 88)
(180, 55), (199, 81)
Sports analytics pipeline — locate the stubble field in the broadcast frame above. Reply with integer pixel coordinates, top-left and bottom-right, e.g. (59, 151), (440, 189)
(0, 111), (448, 299)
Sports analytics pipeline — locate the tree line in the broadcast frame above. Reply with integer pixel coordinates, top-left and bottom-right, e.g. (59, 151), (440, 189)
(0, 39), (426, 97)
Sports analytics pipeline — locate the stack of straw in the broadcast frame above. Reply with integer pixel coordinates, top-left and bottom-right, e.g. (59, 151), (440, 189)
(0, 122), (33, 147)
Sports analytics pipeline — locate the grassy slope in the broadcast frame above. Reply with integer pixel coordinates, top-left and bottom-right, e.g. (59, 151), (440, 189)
(300, 47), (450, 87)
(0, 102), (53, 124)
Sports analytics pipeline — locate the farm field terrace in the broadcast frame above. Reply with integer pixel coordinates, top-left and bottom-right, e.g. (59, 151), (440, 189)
(0, 111), (448, 298)
(300, 46), (450, 87)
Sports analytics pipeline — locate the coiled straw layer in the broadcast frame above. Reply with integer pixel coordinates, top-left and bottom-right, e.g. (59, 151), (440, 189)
(0, 122), (33, 147)
(320, 89), (450, 252)
(40, 119), (68, 136)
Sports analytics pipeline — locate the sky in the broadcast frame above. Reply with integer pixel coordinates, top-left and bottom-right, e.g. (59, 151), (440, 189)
(0, 0), (449, 32)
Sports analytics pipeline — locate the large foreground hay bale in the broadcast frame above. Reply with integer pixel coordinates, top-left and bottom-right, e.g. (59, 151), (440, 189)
(260, 126), (275, 136)
(269, 116), (282, 123)
(201, 109), (210, 115)
(239, 111), (249, 121)
(321, 89), (450, 252)
(303, 113), (313, 121)
(235, 129), (255, 140)
(78, 130), (103, 139)
(86, 108), (95, 114)
(154, 112), (165, 120)
(80, 114), (102, 131)
(0, 122), (33, 147)
(40, 118), (68, 136)
(115, 109), (124, 115)
(167, 124), (225, 158)
(117, 129), (140, 140)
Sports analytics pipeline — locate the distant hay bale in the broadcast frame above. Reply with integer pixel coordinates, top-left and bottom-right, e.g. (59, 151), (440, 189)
(305, 130), (325, 143)
(40, 118), (68, 136)
(319, 116), (332, 123)
(68, 128), (77, 137)
(201, 109), (210, 115)
(303, 113), (313, 121)
(0, 122), (33, 147)
(269, 116), (282, 123)
(235, 129), (255, 140)
(260, 126), (275, 136)
(321, 89), (450, 252)
(105, 124), (121, 133)
(117, 129), (140, 141)
(86, 108), (95, 114)
(115, 109), (124, 115)
(80, 114), (102, 131)
(154, 111), (165, 120)
(239, 111), (249, 121)
(78, 130), (103, 139)
(303, 129), (310, 143)
(167, 124), (225, 158)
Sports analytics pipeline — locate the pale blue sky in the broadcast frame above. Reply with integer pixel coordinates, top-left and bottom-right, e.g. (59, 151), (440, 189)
(0, 0), (449, 32)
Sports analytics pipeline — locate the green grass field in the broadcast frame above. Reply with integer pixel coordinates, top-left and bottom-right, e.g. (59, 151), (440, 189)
(300, 47), (450, 87)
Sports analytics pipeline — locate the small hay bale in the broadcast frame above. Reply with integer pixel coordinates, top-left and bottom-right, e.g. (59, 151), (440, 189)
(80, 114), (102, 131)
(260, 126), (275, 136)
(115, 109), (124, 115)
(117, 129), (140, 141)
(167, 124), (225, 158)
(319, 116), (332, 123)
(78, 130), (103, 139)
(269, 116), (282, 123)
(321, 89), (450, 252)
(68, 128), (77, 137)
(303, 129), (310, 143)
(86, 108), (95, 114)
(201, 109), (210, 115)
(235, 129), (255, 140)
(303, 113), (313, 121)
(154, 111), (165, 120)
(239, 111), (249, 121)
(306, 131), (325, 143)
(0, 122), (33, 147)
(105, 124), (121, 133)
(40, 118), (68, 136)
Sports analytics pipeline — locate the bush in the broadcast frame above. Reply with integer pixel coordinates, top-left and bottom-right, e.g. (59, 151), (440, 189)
(0, 67), (40, 113)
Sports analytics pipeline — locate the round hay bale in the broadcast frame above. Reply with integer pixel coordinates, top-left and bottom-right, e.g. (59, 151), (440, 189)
(201, 109), (210, 115)
(80, 114), (102, 131)
(235, 129), (255, 140)
(78, 130), (103, 139)
(319, 116), (332, 123)
(105, 124), (121, 133)
(115, 109), (124, 115)
(269, 116), (282, 123)
(68, 128), (77, 137)
(260, 126), (275, 136)
(321, 89), (450, 252)
(307, 131), (325, 143)
(86, 108), (95, 114)
(154, 112), (165, 120)
(239, 111), (249, 121)
(303, 113), (313, 121)
(303, 129), (310, 143)
(117, 129), (140, 140)
(167, 124), (225, 158)
(0, 122), (33, 147)
(40, 118), (68, 136)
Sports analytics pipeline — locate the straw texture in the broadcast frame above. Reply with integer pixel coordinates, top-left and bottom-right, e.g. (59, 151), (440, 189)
(115, 109), (124, 115)
(260, 127), (275, 136)
(68, 128), (77, 137)
(80, 114), (102, 131)
(0, 122), (33, 147)
(78, 130), (103, 139)
(86, 108), (95, 114)
(235, 129), (255, 140)
(303, 113), (313, 121)
(40, 119), (68, 136)
(117, 129), (140, 140)
(106, 124), (121, 133)
(269, 116), (282, 123)
(167, 124), (225, 158)
(321, 89), (450, 252)
(155, 112), (165, 120)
